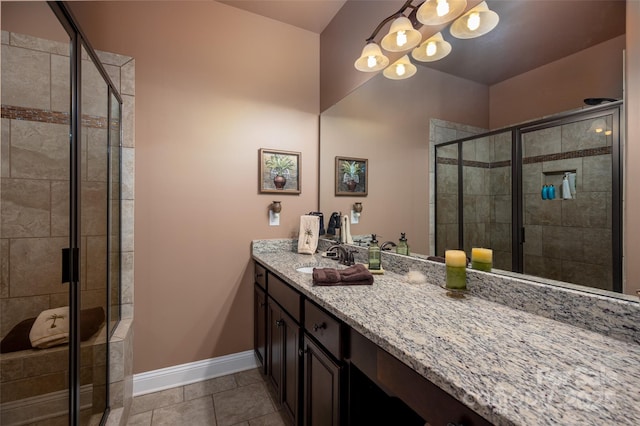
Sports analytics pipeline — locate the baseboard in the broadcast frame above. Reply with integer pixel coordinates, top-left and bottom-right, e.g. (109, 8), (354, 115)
(132, 350), (258, 397)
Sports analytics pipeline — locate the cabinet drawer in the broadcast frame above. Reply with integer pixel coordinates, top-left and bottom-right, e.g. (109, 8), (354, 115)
(268, 274), (301, 322)
(305, 300), (342, 360)
(255, 263), (267, 290)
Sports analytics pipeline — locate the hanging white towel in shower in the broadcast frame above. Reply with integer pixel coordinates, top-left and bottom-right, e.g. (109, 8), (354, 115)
(298, 215), (320, 254)
(29, 306), (70, 349)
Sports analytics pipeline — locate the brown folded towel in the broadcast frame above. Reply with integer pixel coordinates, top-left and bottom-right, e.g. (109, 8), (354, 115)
(312, 268), (341, 284)
(313, 264), (373, 286)
(339, 264), (373, 285)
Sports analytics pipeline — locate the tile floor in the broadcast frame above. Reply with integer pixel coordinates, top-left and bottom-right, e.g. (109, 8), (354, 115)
(126, 368), (291, 426)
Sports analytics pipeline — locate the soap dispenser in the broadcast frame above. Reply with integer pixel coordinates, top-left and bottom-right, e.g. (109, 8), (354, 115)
(396, 233), (410, 256)
(368, 234), (381, 270)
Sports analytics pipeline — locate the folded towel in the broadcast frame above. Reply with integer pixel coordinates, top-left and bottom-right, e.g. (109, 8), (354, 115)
(312, 268), (341, 284)
(313, 264), (373, 286)
(298, 215), (320, 254)
(29, 306), (70, 349)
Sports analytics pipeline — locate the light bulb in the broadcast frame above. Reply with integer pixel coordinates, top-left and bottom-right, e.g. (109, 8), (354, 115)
(426, 41), (437, 57)
(367, 55), (376, 68)
(467, 12), (480, 31)
(396, 30), (407, 47)
(396, 63), (406, 76)
(436, 0), (450, 17)
(595, 127), (603, 133)
(605, 130), (612, 136)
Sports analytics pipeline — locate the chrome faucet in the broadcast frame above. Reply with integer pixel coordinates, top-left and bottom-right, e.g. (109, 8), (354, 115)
(381, 241), (397, 251)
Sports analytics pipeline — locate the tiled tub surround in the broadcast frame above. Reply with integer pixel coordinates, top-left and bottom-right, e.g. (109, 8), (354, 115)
(252, 239), (640, 426)
(1, 30), (135, 424)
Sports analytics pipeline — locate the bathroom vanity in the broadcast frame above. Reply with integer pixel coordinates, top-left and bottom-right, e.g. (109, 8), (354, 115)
(252, 239), (640, 426)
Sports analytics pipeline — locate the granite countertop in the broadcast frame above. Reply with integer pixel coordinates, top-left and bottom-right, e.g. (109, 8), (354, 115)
(252, 248), (640, 426)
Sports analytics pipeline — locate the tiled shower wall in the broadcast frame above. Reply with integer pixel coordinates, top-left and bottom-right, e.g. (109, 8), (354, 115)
(522, 117), (613, 290)
(1, 30), (135, 421)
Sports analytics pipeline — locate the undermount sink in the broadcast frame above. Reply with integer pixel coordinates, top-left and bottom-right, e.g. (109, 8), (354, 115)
(296, 266), (315, 274)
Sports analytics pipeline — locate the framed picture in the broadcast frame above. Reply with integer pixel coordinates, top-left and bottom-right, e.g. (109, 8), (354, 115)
(259, 148), (301, 194)
(335, 156), (368, 196)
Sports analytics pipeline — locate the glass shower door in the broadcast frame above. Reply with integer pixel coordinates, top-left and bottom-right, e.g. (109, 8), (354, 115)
(435, 143), (459, 255)
(79, 44), (109, 424)
(0, 4), (72, 424)
(520, 111), (618, 291)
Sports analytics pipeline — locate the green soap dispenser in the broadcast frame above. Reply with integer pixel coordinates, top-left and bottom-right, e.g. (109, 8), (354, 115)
(396, 233), (410, 256)
(368, 234), (381, 270)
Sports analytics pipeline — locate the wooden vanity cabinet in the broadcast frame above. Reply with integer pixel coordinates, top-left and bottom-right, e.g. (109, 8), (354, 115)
(302, 300), (346, 426)
(264, 271), (303, 426)
(254, 263), (267, 372)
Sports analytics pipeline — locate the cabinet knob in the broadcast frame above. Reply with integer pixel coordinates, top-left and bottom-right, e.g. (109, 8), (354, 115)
(256, 273), (264, 278)
(275, 319), (284, 327)
(259, 301), (265, 307)
(298, 348), (308, 357)
(312, 322), (327, 332)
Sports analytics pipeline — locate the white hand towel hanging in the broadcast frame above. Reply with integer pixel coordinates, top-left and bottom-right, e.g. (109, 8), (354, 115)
(297, 215), (320, 254)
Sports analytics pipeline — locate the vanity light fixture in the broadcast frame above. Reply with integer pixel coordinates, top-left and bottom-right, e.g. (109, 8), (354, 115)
(354, 0), (500, 79)
(412, 32), (452, 62)
(354, 41), (390, 72)
(416, 0), (467, 26)
(449, 1), (499, 39)
(381, 16), (422, 52)
(383, 55), (417, 80)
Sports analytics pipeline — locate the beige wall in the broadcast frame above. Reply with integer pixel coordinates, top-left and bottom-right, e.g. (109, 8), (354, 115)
(625, 1), (639, 296)
(70, 1), (320, 373)
(489, 36), (625, 129)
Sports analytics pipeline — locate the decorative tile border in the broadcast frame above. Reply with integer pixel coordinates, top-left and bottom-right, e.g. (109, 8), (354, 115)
(1, 105), (111, 129)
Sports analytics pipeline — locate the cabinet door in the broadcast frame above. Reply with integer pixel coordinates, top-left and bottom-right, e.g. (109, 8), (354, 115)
(254, 284), (267, 373)
(281, 310), (301, 425)
(267, 298), (283, 398)
(303, 336), (342, 426)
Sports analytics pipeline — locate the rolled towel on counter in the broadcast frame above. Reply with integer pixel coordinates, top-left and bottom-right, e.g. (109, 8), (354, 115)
(313, 264), (373, 286)
(298, 215), (320, 254)
(29, 306), (70, 349)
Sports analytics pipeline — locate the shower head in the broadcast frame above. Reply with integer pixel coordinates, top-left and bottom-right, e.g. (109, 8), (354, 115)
(583, 97), (617, 105)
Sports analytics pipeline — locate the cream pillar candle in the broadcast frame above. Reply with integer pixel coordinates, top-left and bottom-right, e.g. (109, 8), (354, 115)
(445, 250), (467, 290)
(471, 248), (493, 272)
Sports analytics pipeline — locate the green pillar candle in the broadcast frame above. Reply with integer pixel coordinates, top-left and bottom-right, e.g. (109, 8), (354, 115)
(445, 250), (467, 290)
(471, 248), (493, 272)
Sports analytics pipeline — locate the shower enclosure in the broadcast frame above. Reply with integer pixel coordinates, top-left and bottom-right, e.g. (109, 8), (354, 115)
(435, 102), (622, 292)
(1, 2), (122, 424)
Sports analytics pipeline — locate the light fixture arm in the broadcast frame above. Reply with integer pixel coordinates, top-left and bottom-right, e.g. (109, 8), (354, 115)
(365, 0), (424, 43)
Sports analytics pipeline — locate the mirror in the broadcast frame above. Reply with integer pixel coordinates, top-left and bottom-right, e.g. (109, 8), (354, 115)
(319, 0), (629, 294)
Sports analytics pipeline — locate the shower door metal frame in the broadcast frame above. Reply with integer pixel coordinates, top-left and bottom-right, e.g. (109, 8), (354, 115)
(48, 2), (124, 424)
(434, 101), (623, 292)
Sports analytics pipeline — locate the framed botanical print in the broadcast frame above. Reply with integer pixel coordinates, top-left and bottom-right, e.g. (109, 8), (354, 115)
(259, 148), (301, 194)
(335, 156), (367, 196)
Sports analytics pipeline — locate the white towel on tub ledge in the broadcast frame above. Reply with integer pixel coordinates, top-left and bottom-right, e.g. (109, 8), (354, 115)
(29, 306), (70, 349)
(297, 215), (320, 254)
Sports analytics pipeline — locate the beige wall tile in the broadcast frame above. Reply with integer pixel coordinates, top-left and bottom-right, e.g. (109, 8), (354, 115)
(522, 126), (561, 158)
(82, 181), (108, 236)
(2, 118), (10, 178)
(561, 119), (609, 152)
(86, 237), (107, 291)
(22, 349), (68, 377)
(86, 127), (109, 182)
(120, 59), (135, 96)
(1, 45), (50, 110)
(1, 239), (9, 298)
(122, 147), (135, 200)
(81, 56), (109, 118)
(121, 200), (134, 252)
(50, 53), (71, 113)
(103, 63), (121, 92)
(10, 33), (69, 56)
(96, 50), (131, 67)
(9, 237), (68, 298)
(1, 178), (50, 238)
(122, 95), (135, 148)
(524, 193), (561, 226)
(1, 357), (24, 382)
(582, 154), (611, 192)
(2, 30), (9, 45)
(491, 132), (512, 162)
(562, 260), (612, 290)
(121, 252), (134, 304)
(0, 371), (67, 402)
(50, 180), (70, 237)
(10, 120), (69, 180)
(542, 225), (583, 261)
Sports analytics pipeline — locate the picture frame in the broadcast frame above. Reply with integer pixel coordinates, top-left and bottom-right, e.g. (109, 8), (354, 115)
(259, 148), (301, 194)
(335, 156), (368, 196)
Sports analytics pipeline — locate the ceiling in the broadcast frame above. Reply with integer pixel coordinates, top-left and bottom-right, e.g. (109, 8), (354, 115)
(218, 0), (626, 85)
(217, 0), (347, 33)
